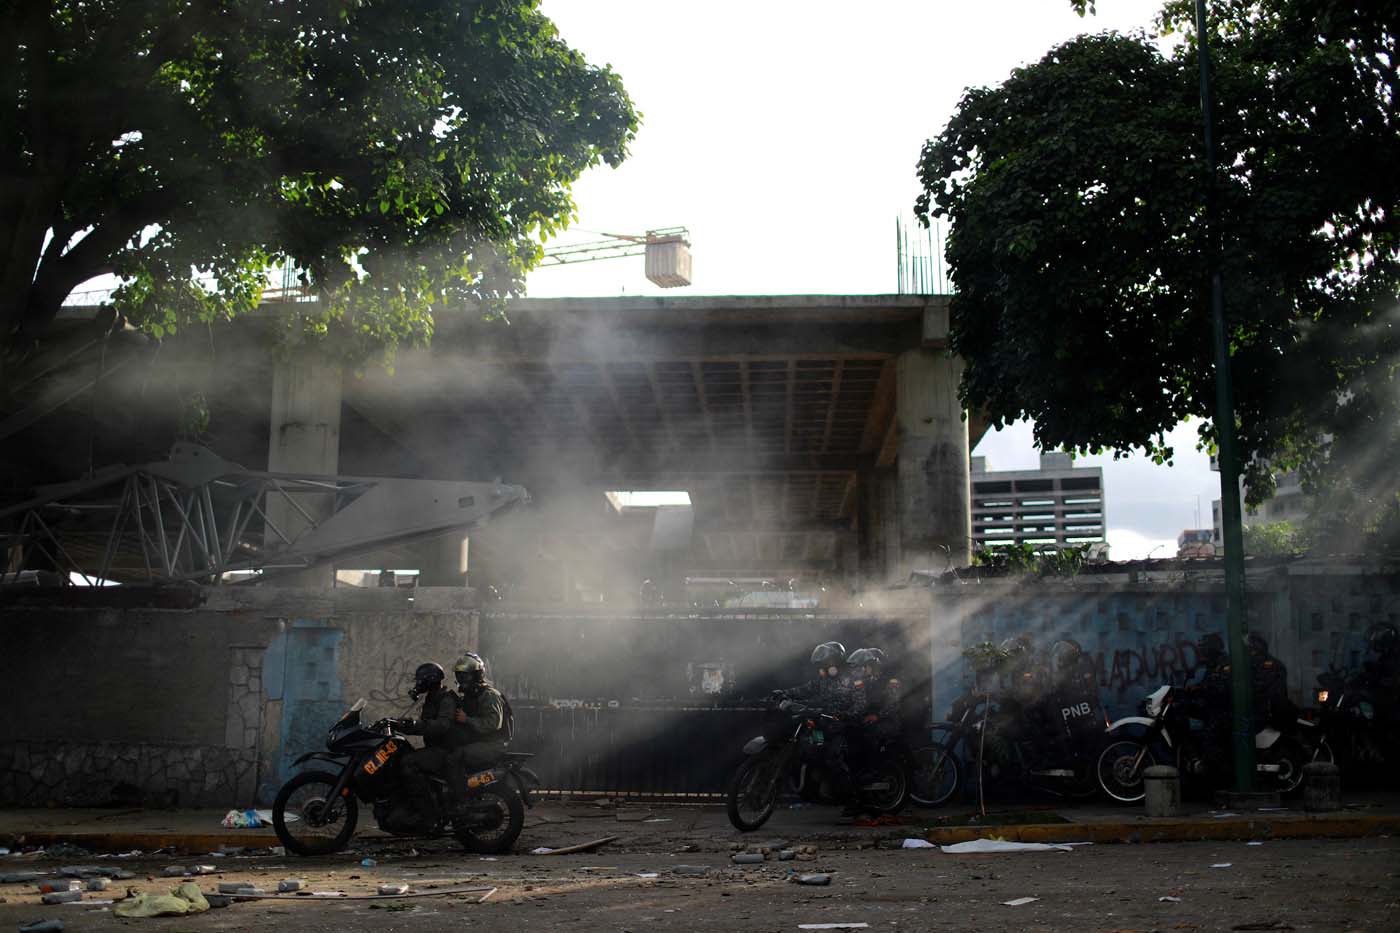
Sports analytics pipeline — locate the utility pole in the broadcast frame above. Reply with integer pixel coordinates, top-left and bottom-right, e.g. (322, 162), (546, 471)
(1195, 0), (1254, 791)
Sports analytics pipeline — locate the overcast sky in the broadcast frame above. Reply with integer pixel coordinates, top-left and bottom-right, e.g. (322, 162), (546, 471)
(528, 0), (1217, 559)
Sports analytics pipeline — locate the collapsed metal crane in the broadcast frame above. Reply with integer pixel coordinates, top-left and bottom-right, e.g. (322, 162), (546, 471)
(0, 443), (528, 585)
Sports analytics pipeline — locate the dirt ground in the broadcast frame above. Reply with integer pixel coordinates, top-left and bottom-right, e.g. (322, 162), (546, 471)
(2, 816), (1397, 932)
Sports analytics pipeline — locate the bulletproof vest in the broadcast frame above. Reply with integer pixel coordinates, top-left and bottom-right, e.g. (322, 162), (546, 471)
(421, 689), (454, 749)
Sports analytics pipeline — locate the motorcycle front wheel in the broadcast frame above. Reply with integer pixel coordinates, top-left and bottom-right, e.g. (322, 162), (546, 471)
(1097, 739), (1156, 804)
(272, 769), (359, 856)
(910, 744), (960, 807)
(726, 751), (784, 832)
(1268, 737), (1324, 797)
(455, 787), (526, 854)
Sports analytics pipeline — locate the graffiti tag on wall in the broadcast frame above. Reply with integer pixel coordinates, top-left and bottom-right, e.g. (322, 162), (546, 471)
(1089, 640), (1202, 693)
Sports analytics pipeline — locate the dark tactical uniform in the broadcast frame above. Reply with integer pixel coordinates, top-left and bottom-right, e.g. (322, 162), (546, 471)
(450, 681), (511, 779)
(1182, 637), (1233, 771)
(399, 684), (469, 825)
(861, 675), (903, 739)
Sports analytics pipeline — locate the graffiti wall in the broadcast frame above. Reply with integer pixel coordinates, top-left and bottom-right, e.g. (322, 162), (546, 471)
(931, 560), (1400, 722)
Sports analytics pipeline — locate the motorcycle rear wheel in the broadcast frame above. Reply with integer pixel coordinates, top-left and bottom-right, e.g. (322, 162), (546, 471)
(726, 752), (783, 832)
(272, 769), (359, 856)
(910, 744), (961, 807)
(857, 757), (909, 814)
(1097, 739), (1155, 804)
(455, 787), (525, 854)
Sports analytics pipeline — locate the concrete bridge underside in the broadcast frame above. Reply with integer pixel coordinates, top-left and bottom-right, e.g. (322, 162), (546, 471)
(3, 295), (983, 599)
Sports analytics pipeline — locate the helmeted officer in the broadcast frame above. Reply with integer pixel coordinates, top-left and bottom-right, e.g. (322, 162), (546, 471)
(1182, 632), (1233, 773)
(848, 647), (902, 740)
(776, 641), (866, 812)
(397, 662), (467, 830)
(1245, 631), (1294, 726)
(447, 652), (512, 806)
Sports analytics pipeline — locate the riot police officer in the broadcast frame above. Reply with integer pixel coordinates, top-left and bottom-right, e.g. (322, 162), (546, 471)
(397, 662), (467, 830)
(776, 642), (866, 812)
(848, 647), (902, 740)
(1182, 632), (1232, 773)
(447, 652), (512, 806)
(1245, 631), (1294, 726)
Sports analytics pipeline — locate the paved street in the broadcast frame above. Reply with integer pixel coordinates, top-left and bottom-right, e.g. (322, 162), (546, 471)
(3, 804), (1397, 931)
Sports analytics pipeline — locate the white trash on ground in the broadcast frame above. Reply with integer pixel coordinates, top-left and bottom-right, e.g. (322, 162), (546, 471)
(901, 838), (936, 849)
(1003, 897), (1039, 906)
(940, 839), (1074, 854)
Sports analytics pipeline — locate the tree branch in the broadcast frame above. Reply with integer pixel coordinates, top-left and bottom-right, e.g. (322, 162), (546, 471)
(24, 188), (180, 334)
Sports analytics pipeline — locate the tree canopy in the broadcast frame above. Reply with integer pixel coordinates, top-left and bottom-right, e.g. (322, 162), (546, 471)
(916, 0), (1400, 549)
(2, 0), (638, 369)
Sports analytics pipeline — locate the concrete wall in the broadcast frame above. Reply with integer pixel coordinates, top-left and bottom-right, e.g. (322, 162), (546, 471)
(927, 560), (1400, 723)
(0, 587), (477, 807)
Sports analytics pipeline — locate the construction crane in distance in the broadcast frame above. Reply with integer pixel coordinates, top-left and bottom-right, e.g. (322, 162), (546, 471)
(539, 227), (692, 288)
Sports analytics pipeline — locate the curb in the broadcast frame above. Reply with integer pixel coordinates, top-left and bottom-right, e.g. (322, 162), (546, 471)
(2, 830), (281, 853)
(921, 814), (1400, 846)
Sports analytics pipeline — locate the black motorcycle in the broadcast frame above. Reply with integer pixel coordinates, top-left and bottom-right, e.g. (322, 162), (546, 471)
(1098, 684), (1323, 803)
(911, 690), (1106, 805)
(726, 699), (909, 832)
(271, 698), (541, 855)
(1311, 667), (1394, 779)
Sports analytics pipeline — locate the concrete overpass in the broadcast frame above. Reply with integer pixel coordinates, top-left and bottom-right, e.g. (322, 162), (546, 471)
(2, 295), (982, 600)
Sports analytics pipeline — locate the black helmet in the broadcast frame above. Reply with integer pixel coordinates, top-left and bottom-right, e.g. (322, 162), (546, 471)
(848, 647), (885, 669)
(453, 652), (487, 691)
(1367, 624), (1399, 657)
(810, 642), (846, 668)
(410, 662), (445, 700)
(1197, 632), (1225, 664)
(1244, 631), (1269, 659)
(1050, 639), (1083, 673)
(999, 636), (1032, 665)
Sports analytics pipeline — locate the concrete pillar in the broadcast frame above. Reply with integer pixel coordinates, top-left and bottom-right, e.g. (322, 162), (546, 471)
(894, 349), (971, 575)
(415, 534), (470, 587)
(266, 356), (342, 587)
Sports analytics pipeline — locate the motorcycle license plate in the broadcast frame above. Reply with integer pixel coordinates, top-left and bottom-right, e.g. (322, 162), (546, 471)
(811, 730), (825, 744)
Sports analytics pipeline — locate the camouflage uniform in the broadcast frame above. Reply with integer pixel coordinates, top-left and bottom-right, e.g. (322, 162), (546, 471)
(783, 671), (865, 800)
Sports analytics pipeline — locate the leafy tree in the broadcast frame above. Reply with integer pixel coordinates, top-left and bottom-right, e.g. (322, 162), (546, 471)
(2, 0), (638, 370)
(916, 0), (1400, 550)
(1241, 521), (1308, 558)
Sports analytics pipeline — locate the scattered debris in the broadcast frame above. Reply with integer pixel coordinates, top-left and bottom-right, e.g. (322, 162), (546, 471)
(85, 879), (110, 892)
(940, 839), (1073, 854)
(531, 836), (621, 856)
(637, 873), (659, 879)
(277, 880), (304, 893)
(778, 850), (796, 861)
(642, 818), (673, 823)
(1230, 924), (1294, 931)
(732, 853), (764, 864)
(1160, 896), (1183, 902)
(224, 885), (494, 902)
(1212, 863), (1233, 869)
(1212, 812), (1239, 819)
(2, 873), (41, 884)
(218, 882), (255, 895)
(40, 891), (83, 905)
(1247, 841), (1264, 846)
(113, 882), (210, 918)
(1003, 897), (1039, 906)
(672, 866), (709, 876)
(377, 884), (410, 896)
(797, 925), (870, 930)
(790, 873), (832, 886)
(901, 839), (936, 849)
(18, 921), (65, 932)
(36, 881), (78, 895)
(361, 859), (377, 868)
(160, 867), (186, 878)
(192, 865), (218, 875)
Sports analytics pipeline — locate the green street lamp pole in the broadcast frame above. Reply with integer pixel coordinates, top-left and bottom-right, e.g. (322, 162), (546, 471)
(1195, 0), (1254, 791)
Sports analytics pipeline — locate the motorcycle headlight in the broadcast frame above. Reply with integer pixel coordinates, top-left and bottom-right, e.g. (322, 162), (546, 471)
(1317, 689), (1329, 705)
